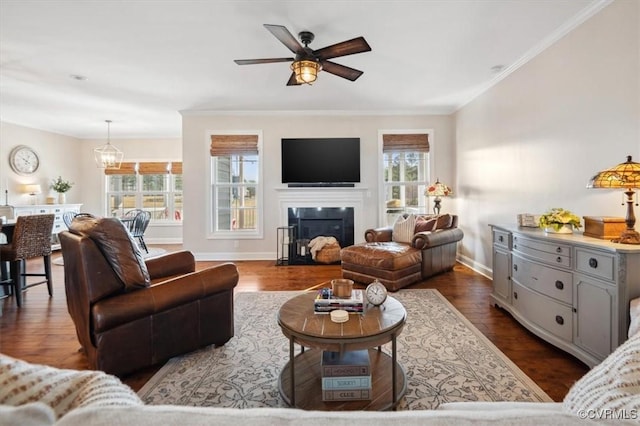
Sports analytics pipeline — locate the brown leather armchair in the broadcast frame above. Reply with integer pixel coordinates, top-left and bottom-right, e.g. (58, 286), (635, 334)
(59, 217), (238, 377)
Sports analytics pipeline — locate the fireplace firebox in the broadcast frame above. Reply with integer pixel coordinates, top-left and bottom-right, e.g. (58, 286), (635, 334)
(287, 207), (354, 265)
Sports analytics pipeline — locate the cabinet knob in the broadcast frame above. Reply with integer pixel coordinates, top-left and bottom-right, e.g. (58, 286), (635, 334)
(556, 256), (562, 263)
(513, 292), (518, 300)
(513, 244), (517, 250)
(556, 247), (562, 253)
(555, 315), (564, 325)
(513, 264), (518, 272)
(498, 235), (504, 242)
(555, 280), (564, 290)
(589, 258), (598, 268)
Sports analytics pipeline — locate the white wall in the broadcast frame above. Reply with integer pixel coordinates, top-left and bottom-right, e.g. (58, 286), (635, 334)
(181, 113), (454, 260)
(454, 0), (640, 276)
(0, 122), (82, 206)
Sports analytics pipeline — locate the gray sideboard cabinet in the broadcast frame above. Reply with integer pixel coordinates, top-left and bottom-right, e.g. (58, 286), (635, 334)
(489, 224), (640, 367)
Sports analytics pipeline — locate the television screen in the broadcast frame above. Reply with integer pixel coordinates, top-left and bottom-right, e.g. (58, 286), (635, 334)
(281, 138), (360, 186)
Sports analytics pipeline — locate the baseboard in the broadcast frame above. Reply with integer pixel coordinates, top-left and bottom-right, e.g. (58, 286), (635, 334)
(145, 238), (183, 245)
(456, 254), (492, 280)
(194, 252), (273, 261)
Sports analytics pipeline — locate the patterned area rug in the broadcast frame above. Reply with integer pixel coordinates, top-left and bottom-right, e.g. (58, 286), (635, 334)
(138, 290), (551, 409)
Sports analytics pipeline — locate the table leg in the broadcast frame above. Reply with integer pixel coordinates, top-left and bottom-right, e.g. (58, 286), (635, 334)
(289, 337), (295, 407)
(391, 333), (397, 409)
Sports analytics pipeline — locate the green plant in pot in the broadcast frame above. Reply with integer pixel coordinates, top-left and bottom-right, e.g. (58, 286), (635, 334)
(539, 208), (581, 234)
(51, 176), (73, 203)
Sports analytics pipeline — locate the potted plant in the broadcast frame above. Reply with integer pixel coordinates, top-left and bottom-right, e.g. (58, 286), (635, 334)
(51, 176), (73, 204)
(539, 208), (581, 234)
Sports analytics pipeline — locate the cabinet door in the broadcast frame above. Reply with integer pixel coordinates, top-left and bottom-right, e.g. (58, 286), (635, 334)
(573, 274), (616, 360)
(492, 247), (511, 305)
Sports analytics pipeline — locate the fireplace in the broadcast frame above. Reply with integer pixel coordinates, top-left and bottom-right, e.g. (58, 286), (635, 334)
(277, 186), (366, 264)
(286, 207), (353, 264)
(289, 207), (354, 246)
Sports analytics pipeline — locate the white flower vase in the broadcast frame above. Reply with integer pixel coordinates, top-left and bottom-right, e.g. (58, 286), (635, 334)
(57, 192), (66, 204)
(544, 224), (573, 234)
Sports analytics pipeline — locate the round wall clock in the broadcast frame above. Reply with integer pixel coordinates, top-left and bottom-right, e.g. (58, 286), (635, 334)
(9, 145), (40, 175)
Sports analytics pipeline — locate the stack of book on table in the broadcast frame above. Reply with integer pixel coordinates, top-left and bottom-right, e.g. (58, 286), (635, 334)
(321, 349), (371, 401)
(314, 288), (364, 314)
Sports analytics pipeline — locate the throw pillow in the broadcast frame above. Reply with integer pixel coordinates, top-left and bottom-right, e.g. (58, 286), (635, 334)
(69, 216), (150, 290)
(392, 214), (417, 243)
(0, 354), (142, 420)
(415, 217), (437, 233)
(562, 332), (640, 415)
(434, 213), (452, 230)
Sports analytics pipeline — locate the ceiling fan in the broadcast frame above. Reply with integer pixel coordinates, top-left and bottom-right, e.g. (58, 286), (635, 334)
(234, 24), (371, 86)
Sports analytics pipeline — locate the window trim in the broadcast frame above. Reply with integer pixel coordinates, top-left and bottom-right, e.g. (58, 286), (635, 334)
(377, 129), (434, 226)
(207, 130), (264, 240)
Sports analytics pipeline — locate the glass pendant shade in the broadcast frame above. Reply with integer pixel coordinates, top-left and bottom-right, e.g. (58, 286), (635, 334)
(291, 60), (320, 84)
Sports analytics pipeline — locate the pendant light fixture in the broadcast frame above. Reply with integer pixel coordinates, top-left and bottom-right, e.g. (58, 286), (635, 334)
(94, 120), (123, 169)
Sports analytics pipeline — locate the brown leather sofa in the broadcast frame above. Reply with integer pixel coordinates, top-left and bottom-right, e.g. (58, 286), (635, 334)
(59, 217), (238, 377)
(341, 214), (464, 291)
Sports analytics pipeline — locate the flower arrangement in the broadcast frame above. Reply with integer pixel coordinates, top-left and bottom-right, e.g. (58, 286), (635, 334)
(539, 208), (581, 231)
(51, 176), (73, 193)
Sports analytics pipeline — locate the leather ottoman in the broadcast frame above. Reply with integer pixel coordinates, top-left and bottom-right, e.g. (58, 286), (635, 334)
(340, 242), (422, 292)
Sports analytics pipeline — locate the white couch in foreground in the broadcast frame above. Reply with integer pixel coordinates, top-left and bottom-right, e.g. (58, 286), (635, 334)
(2, 321), (639, 425)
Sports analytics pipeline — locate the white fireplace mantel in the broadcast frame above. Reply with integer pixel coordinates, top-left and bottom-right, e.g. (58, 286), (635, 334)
(276, 186), (368, 242)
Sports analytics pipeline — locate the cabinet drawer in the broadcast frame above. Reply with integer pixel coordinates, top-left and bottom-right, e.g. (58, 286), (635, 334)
(575, 248), (615, 282)
(513, 240), (571, 268)
(512, 281), (573, 342)
(493, 229), (511, 250)
(513, 235), (571, 256)
(512, 253), (572, 304)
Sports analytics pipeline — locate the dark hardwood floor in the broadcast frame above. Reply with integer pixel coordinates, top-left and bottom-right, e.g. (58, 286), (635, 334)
(0, 245), (589, 402)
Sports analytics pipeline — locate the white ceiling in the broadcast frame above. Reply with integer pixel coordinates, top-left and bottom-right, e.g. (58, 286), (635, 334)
(0, 0), (608, 139)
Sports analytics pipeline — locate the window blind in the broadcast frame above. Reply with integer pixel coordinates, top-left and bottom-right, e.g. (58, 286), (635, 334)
(382, 134), (429, 152)
(104, 161), (183, 175)
(210, 134), (259, 156)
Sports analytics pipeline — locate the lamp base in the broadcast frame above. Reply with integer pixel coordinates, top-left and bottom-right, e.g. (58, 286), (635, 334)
(433, 197), (442, 215)
(613, 229), (640, 245)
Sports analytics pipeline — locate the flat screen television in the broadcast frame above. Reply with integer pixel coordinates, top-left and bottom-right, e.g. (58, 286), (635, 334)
(281, 138), (360, 187)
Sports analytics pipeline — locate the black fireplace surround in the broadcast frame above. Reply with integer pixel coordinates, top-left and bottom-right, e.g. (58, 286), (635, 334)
(287, 207), (354, 264)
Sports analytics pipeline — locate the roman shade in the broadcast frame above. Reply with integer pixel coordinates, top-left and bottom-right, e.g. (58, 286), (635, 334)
(210, 134), (259, 156)
(104, 162), (182, 175)
(382, 134), (429, 153)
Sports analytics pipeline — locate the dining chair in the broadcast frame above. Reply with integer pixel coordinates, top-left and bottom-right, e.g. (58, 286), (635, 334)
(62, 211), (78, 228)
(63, 212), (95, 228)
(0, 214), (55, 307)
(129, 210), (151, 253)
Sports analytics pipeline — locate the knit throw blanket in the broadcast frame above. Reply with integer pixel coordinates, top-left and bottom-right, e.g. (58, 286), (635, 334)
(0, 353), (142, 419)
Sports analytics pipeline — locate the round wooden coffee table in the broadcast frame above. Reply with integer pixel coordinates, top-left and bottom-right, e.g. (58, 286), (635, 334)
(277, 290), (407, 411)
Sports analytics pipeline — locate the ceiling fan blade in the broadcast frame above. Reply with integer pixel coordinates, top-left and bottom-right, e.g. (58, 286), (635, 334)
(286, 72), (302, 86)
(264, 24), (304, 55)
(234, 58), (294, 65)
(320, 60), (364, 81)
(314, 37), (371, 60)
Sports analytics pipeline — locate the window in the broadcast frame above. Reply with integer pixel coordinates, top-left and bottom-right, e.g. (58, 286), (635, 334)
(105, 161), (183, 222)
(381, 133), (430, 225)
(209, 133), (262, 238)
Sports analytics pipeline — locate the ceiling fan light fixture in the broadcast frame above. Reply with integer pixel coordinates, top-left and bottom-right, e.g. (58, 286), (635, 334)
(291, 59), (321, 84)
